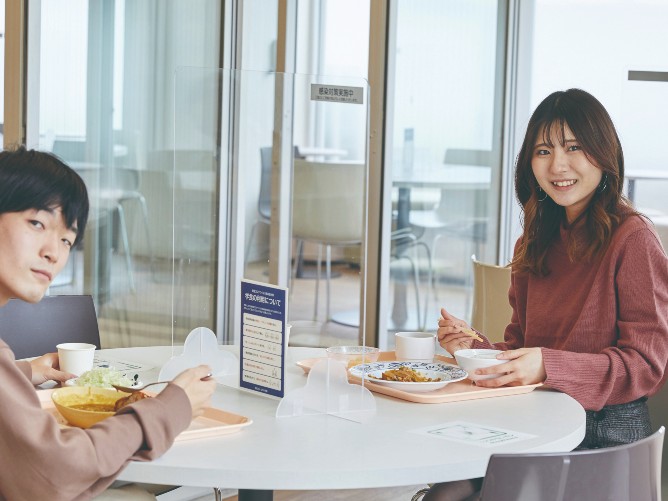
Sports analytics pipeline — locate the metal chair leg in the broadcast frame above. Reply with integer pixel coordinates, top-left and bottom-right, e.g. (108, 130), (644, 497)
(314, 244), (322, 321)
(325, 245), (332, 321)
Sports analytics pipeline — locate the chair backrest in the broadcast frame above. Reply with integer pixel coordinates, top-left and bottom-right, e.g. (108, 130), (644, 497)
(52, 138), (87, 162)
(292, 158), (365, 245)
(470, 255), (512, 342)
(480, 426), (665, 501)
(0, 295), (101, 359)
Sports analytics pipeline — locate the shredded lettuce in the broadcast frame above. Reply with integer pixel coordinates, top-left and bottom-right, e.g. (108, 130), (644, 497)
(75, 368), (132, 388)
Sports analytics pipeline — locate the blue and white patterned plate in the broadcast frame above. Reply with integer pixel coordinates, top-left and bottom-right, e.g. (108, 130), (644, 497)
(349, 361), (468, 393)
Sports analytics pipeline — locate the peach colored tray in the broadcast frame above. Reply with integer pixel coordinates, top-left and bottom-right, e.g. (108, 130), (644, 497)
(296, 352), (542, 404)
(37, 388), (252, 440)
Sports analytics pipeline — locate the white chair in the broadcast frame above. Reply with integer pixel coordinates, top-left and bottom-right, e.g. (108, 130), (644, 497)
(410, 149), (492, 305)
(246, 146), (306, 265)
(94, 167), (155, 291)
(410, 191), (487, 295)
(470, 255), (512, 343)
(292, 159), (430, 327)
(479, 426), (665, 501)
(53, 139), (154, 292)
(244, 147), (273, 264)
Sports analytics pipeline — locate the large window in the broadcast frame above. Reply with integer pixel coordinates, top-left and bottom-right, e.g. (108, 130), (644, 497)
(514, 1), (668, 246)
(10, 1), (667, 360)
(380, 0), (507, 347)
(31, 0), (222, 348)
(240, 1), (508, 348)
(241, 1), (372, 348)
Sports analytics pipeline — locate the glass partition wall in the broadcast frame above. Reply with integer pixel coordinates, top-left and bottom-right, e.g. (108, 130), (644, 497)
(28, 0), (373, 349)
(380, 0), (508, 348)
(25, 0), (508, 350)
(31, 0), (222, 348)
(17, 0), (668, 353)
(232, 69), (371, 348)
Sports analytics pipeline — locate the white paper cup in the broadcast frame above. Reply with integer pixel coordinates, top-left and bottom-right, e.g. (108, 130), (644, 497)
(395, 332), (436, 361)
(57, 343), (96, 376)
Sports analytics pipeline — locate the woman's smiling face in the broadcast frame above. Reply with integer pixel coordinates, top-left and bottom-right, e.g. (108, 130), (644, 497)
(531, 123), (603, 223)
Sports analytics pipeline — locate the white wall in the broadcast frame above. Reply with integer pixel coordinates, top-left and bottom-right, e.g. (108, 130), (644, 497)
(526, 0), (668, 214)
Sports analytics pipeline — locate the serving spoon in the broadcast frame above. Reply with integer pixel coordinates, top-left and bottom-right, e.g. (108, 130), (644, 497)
(112, 373), (213, 393)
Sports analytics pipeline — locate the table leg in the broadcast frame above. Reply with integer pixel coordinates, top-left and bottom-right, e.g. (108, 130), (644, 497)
(391, 282), (409, 328)
(397, 187), (411, 230)
(238, 489), (273, 501)
(627, 179), (636, 205)
(391, 187), (412, 329)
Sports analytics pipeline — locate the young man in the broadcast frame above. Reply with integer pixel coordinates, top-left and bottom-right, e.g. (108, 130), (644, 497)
(0, 147), (216, 500)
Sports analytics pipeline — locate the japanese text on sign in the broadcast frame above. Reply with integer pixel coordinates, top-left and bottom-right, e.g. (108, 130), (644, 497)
(244, 291), (282, 307)
(240, 280), (287, 398)
(310, 84), (364, 104)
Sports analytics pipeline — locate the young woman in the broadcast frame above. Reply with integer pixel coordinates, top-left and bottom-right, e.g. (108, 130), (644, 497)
(0, 146), (216, 500)
(425, 89), (668, 501)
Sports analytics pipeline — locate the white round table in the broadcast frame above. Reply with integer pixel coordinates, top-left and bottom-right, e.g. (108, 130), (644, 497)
(112, 346), (585, 498)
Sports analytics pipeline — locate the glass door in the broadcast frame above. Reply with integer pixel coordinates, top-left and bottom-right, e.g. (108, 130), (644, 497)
(380, 0), (508, 348)
(28, 0), (222, 348)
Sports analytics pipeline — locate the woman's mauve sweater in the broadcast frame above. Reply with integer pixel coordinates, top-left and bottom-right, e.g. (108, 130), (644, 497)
(0, 340), (192, 501)
(477, 215), (668, 411)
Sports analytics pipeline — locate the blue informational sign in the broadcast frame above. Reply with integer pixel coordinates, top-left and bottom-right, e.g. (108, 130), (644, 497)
(240, 279), (288, 398)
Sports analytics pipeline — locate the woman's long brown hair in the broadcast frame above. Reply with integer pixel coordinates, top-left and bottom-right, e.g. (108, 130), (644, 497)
(512, 89), (634, 276)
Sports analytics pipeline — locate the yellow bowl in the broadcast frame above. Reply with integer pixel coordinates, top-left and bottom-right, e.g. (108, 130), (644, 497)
(51, 387), (129, 429)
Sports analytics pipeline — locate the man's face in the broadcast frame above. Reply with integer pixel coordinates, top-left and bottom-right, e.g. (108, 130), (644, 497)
(0, 208), (77, 305)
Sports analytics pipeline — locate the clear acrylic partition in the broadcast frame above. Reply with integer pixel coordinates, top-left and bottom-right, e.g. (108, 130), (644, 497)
(172, 67), (375, 421)
(165, 67), (236, 383)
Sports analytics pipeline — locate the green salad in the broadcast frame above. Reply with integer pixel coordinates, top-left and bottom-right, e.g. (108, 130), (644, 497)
(75, 368), (133, 388)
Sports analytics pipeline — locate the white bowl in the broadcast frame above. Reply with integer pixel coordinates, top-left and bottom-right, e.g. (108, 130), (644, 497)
(454, 349), (508, 381)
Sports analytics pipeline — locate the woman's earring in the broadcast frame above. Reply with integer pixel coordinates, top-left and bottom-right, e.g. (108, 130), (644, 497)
(537, 186), (548, 202)
(597, 173), (608, 193)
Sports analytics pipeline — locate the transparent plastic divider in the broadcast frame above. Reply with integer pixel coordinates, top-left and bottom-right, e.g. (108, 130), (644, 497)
(171, 67), (375, 420)
(159, 327), (238, 383)
(272, 71), (374, 420)
(168, 66), (230, 384)
(276, 358), (375, 423)
(171, 66), (220, 338)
